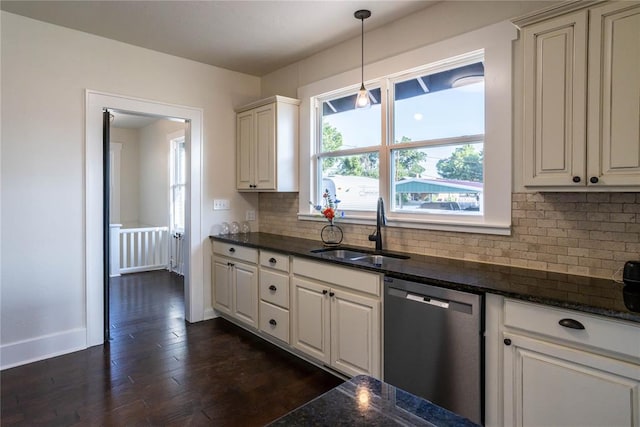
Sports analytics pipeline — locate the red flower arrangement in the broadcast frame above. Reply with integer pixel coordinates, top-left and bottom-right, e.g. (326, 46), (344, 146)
(310, 189), (341, 224)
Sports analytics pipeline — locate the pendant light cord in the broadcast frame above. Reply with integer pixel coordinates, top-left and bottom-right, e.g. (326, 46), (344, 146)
(361, 16), (364, 85)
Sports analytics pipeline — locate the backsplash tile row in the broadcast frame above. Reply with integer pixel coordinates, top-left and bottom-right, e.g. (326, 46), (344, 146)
(258, 192), (640, 280)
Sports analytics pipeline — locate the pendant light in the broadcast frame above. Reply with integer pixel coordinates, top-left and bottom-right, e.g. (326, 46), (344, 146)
(354, 9), (371, 109)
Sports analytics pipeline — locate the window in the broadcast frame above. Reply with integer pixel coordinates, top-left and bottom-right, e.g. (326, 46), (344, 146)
(300, 22), (515, 235)
(316, 54), (486, 216)
(319, 87), (381, 211)
(390, 59), (485, 215)
(170, 136), (186, 232)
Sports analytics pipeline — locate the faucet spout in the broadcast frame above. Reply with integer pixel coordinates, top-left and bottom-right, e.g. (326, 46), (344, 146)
(368, 197), (386, 251)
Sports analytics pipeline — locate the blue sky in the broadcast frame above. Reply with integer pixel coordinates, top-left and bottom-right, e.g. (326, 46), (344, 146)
(324, 82), (484, 179)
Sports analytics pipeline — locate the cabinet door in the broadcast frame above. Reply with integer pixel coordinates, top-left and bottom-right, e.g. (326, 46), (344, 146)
(522, 10), (588, 186)
(232, 261), (258, 327)
(212, 256), (232, 314)
(503, 333), (640, 427)
(330, 289), (380, 378)
(587, 2), (640, 186)
(254, 104), (276, 190)
(291, 277), (330, 364)
(236, 110), (254, 190)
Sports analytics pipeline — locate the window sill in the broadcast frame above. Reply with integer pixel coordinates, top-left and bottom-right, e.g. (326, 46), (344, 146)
(298, 213), (511, 236)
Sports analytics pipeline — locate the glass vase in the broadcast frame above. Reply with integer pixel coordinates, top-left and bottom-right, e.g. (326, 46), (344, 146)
(321, 223), (343, 246)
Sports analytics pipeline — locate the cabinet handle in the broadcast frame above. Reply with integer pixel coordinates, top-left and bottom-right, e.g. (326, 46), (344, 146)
(589, 176), (599, 184)
(269, 257), (277, 264)
(322, 289), (328, 295)
(269, 319), (277, 326)
(559, 318), (585, 330)
(504, 338), (511, 346)
(229, 247), (235, 253)
(329, 291), (335, 297)
(268, 285), (277, 292)
(572, 176), (581, 183)
(227, 262), (234, 267)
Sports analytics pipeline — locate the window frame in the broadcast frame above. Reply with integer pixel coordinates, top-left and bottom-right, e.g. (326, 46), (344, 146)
(298, 22), (516, 235)
(169, 132), (186, 233)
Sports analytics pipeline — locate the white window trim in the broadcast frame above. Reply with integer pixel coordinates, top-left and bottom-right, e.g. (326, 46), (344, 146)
(298, 21), (516, 235)
(168, 130), (186, 233)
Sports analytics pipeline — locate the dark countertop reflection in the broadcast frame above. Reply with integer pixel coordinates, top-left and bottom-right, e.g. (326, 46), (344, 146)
(267, 375), (479, 427)
(211, 232), (640, 323)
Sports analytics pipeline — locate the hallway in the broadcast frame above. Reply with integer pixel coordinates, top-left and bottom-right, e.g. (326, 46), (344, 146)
(1, 271), (343, 425)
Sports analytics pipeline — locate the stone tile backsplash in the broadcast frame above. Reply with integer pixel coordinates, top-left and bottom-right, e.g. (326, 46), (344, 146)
(258, 192), (640, 280)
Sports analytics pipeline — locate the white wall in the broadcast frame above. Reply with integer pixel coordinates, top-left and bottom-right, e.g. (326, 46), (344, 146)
(138, 119), (184, 228)
(261, 1), (555, 97)
(111, 127), (140, 227)
(0, 11), (260, 368)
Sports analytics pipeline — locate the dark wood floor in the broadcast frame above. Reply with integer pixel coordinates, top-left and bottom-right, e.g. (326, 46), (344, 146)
(1, 271), (343, 426)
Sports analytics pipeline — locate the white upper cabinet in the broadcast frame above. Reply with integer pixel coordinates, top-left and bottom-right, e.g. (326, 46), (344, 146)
(587, 2), (640, 186)
(520, 1), (640, 189)
(522, 10), (588, 187)
(235, 96), (300, 192)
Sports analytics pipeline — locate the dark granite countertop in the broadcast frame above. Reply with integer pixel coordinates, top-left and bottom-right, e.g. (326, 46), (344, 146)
(267, 375), (479, 427)
(210, 232), (640, 323)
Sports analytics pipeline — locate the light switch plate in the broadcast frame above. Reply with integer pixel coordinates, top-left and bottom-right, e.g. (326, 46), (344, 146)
(213, 199), (230, 210)
(246, 210), (256, 221)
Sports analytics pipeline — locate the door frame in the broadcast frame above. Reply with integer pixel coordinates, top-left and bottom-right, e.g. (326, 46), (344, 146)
(85, 90), (204, 347)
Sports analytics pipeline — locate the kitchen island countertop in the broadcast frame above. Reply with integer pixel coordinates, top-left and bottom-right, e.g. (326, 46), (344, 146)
(211, 232), (640, 323)
(267, 374), (479, 427)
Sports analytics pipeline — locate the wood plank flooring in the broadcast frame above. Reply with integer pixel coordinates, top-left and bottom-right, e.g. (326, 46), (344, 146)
(1, 271), (343, 426)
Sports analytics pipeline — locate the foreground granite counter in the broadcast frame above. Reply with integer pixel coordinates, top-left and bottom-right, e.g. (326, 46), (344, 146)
(268, 375), (479, 427)
(211, 232), (640, 323)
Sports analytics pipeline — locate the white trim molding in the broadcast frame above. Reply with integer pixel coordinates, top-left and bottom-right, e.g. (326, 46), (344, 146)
(0, 328), (86, 370)
(85, 90), (204, 348)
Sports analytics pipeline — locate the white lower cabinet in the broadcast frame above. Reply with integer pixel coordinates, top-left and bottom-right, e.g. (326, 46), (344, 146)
(291, 271), (381, 378)
(232, 262), (259, 327)
(503, 332), (639, 427)
(211, 242), (259, 328)
(486, 295), (640, 427)
(259, 301), (289, 343)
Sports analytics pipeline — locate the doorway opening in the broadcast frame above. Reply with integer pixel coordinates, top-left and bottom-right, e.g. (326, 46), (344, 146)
(86, 90), (204, 348)
(106, 112), (187, 340)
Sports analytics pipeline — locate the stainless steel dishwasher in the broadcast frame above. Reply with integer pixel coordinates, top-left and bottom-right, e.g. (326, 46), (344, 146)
(384, 276), (483, 425)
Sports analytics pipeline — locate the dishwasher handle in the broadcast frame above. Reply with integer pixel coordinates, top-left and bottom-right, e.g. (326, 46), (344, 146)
(406, 293), (449, 309)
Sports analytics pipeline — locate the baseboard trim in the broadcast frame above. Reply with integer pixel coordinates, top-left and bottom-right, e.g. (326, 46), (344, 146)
(0, 328), (87, 370)
(203, 307), (216, 321)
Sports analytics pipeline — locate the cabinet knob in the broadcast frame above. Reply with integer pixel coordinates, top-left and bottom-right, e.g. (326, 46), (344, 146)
(268, 285), (277, 292)
(229, 247), (235, 253)
(329, 291), (335, 297)
(269, 319), (277, 326)
(269, 257), (277, 264)
(227, 262), (234, 267)
(589, 176), (599, 184)
(572, 176), (581, 183)
(504, 338), (512, 346)
(322, 289), (328, 295)
(558, 318), (585, 330)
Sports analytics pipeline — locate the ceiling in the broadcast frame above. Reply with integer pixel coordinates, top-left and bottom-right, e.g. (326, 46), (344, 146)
(1, 0), (438, 76)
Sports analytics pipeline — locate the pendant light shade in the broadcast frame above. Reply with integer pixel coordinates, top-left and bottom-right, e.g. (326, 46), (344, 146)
(354, 9), (371, 109)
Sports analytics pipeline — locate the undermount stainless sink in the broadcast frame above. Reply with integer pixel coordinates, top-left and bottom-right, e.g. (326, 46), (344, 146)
(310, 247), (410, 265)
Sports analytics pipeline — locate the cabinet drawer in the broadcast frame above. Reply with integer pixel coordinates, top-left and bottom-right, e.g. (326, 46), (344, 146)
(212, 241), (258, 264)
(293, 258), (381, 297)
(259, 301), (289, 343)
(504, 299), (640, 360)
(259, 270), (289, 308)
(260, 250), (290, 273)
